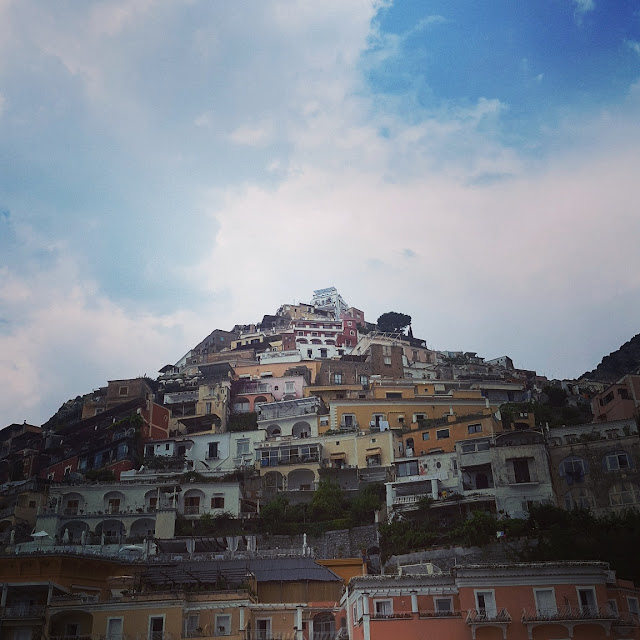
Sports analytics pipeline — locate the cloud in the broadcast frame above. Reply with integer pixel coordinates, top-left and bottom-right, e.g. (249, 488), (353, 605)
(573, 0), (595, 15)
(0, 224), (210, 424)
(626, 40), (640, 56)
(228, 121), (275, 146)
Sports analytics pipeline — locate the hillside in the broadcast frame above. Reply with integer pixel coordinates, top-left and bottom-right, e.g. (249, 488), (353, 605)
(581, 332), (640, 383)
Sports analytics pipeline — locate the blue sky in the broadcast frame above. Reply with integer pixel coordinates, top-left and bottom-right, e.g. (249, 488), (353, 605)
(1, 0), (640, 425)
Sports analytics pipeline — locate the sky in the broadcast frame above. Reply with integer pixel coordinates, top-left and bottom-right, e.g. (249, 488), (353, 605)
(1, 0), (640, 426)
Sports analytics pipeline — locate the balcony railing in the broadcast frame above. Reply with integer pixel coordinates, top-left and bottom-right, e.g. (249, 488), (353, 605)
(2, 604), (47, 618)
(505, 471), (539, 485)
(183, 506), (200, 515)
(466, 608), (512, 624)
(521, 606), (619, 622)
(419, 610), (462, 618)
(371, 612), (412, 620)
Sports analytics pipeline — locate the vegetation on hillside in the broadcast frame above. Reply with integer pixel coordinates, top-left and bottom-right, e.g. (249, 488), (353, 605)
(379, 504), (640, 583)
(582, 332), (640, 382)
(376, 311), (412, 334)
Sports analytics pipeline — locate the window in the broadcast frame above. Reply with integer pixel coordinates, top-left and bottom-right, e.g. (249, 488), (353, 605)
(534, 589), (557, 616)
(468, 423), (482, 434)
(383, 356), (392, 365)
(255, 618), (271, 640)
(107, 498), (121, 514)
(165, 443), (170, 451)
(184, 496), (200, 515)
(211, 495), (225, 509)
(628, 597), (639, 615)
(215, 614), (231, 636)
(208, 442), (219, 459)
(475, 591), (497, 617)
(609, 482), (640, 506)
(386, 392), (401, 398)
(396, 461), (419, 477)
(605, 451), (632, 471)
(414, 413), (426, 422)
(608, 599), (619, 615)
(436, 428), (450, 440)
(406, 438), (415, 450)
(564, 487), (595, 510)
(118, 386), (129, 396)
(237, 439), (250, 456)
(422, 432), (430, 441)
(350, 330), (355, 336)
(106, 617), (124, 640)
(374, 600), (393, 617)
(149, 616), (165, 640)
(65, 499), (79, 515)
(205, 402), (212, 415)
(434, 597), (453, 614)
(577, 587), (597, 614)
(359, 375), (368, 386)
(185, 614), (199, 638)
(512, 458), (532, 483)
(334, 373), (343, 385)
(285, 381), (295, 393)
(559, 456), (589, 482)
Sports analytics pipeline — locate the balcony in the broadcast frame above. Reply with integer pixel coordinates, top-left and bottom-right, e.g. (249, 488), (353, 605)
(418, 610), (462, 618)
(521, 606), (623, 637)
(505, 471), (540, 485)
(521, 606), (619, 623)
(339, 421), (359, 431)
(371, 612), (412, 620)
(467, 608), (511, 624)
(2, 604), (47, 618)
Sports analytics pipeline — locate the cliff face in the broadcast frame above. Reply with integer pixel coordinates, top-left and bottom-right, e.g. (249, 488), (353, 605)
(581, 333), (640, 383)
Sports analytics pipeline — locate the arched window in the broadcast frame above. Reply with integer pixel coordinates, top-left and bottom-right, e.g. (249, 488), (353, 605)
(564, 487), (595, 510)
(609, 482), (640, 506)
(603, 450), (633, 472)
(559, 456), (589, 484)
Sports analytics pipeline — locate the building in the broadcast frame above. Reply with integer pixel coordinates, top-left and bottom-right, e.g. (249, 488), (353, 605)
(592, 374), (640, 422)
(344, 562), (640, 640)
(547, 418), (640, 515)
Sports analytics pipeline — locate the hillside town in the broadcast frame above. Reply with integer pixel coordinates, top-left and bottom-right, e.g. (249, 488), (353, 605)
(2, 287), (640, 640)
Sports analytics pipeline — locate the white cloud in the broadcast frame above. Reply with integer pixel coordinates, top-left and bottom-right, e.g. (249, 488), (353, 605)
(573, 0), (595, 15)
(228, 121), (275, 146)
(626, 40), (640, 56)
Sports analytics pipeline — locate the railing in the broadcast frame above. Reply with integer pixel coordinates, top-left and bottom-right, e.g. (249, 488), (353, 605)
(2, 604), (47, 618)
(419, 610), (462, 618)
(183, 506), (200, 515)
(521, 606), (619, 622)
(371, 612), (412, 620)
(466, 608), (512, 624)
(505, 471), (539, 485)
(339, 421), (359, 430)
(49, 636), (93, 640)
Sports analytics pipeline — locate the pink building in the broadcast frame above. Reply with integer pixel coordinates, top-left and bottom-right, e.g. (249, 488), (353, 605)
(344, 562), (640, 640)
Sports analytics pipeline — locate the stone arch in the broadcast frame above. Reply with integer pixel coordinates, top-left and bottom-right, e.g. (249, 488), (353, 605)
(61, 491), (85, 515)
(183, 488), (206, 515)
(292, 421), (311, 438)
(264, 470), (285, 491)
(129, 518), (156, 540)
(313, 612), (335, 639)
(288, 468), (315, 491)
(60, 520), (90, 543)
(103, 490), (126, 514)
(95, 519), (126, 543)
(267, 424), (282, 437)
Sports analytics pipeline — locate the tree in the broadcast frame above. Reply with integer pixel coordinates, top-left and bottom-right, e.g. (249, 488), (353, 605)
(377, 312), (412, 333)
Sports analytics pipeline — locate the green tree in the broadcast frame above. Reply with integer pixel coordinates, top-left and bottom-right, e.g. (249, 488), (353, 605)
(376, 312), (412, 333)
(310, 481), (347, 521)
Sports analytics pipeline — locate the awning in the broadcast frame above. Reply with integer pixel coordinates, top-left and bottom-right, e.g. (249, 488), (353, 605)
(330, 452), (346, 459)
(366, 447), (382, 456)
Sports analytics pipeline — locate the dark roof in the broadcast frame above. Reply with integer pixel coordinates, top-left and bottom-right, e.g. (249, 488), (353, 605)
(142, 557), (341, 586)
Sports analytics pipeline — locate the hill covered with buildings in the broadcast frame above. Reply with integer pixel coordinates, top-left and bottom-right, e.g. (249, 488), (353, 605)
(2, 286), (640, 640)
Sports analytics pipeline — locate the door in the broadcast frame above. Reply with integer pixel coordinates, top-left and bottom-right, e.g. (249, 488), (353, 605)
(578, 588), (597, 614)
(535, 589), (557, 617)
(476, 591), (497, 618)
(256, 618), (271, 640)
(107, 618), (124, 640)
(149, 616), (164, 640)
